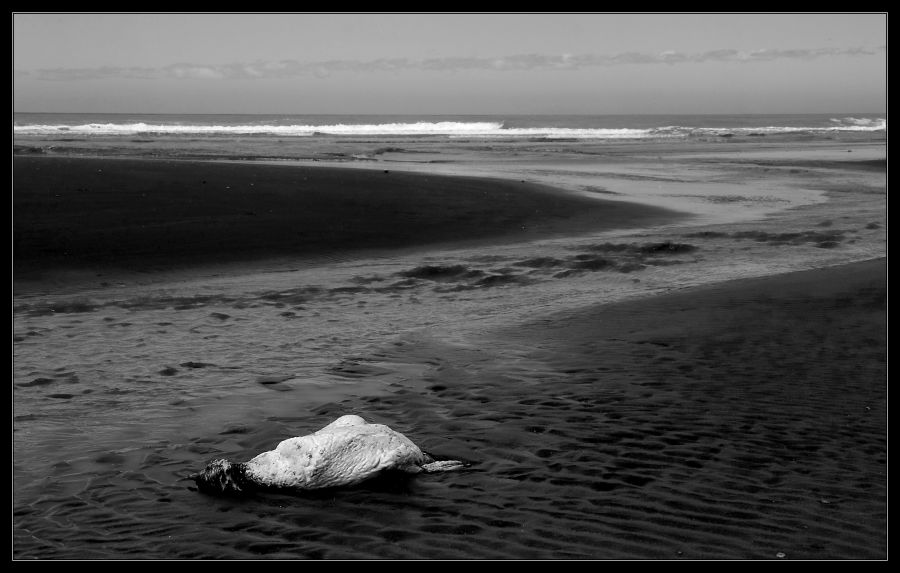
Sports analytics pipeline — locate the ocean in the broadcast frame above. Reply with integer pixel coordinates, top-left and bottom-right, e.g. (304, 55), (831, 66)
(14, 112), (887, 138)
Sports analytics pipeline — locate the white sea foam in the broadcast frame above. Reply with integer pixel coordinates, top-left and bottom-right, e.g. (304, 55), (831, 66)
(12, 121), (507, 137)
(13, 118), (886, 138)
(827, 117), (887, 130)
(12, 121), (655, 138)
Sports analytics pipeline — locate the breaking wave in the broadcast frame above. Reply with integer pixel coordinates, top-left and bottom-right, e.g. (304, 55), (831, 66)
(13, 118), (886, 139)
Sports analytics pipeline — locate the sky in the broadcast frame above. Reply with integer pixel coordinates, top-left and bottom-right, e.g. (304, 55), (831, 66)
(13, 13), (887, 115)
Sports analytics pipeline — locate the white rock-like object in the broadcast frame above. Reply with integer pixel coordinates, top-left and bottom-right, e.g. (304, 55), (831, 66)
(194, 415), (464, 494)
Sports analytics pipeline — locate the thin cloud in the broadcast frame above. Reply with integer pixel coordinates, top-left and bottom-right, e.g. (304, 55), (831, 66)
(15, 45), (886, 81)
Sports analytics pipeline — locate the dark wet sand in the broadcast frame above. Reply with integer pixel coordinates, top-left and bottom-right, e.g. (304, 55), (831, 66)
(291, 257), (884, 560)
(11, 260), (885, 559)
(13, 155), (681, 278)
(464, 257), (885, 559)
(124, 257), (882, 560)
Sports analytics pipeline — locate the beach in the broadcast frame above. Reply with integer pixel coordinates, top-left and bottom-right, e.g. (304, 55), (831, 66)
(12, 129), (886, 559)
